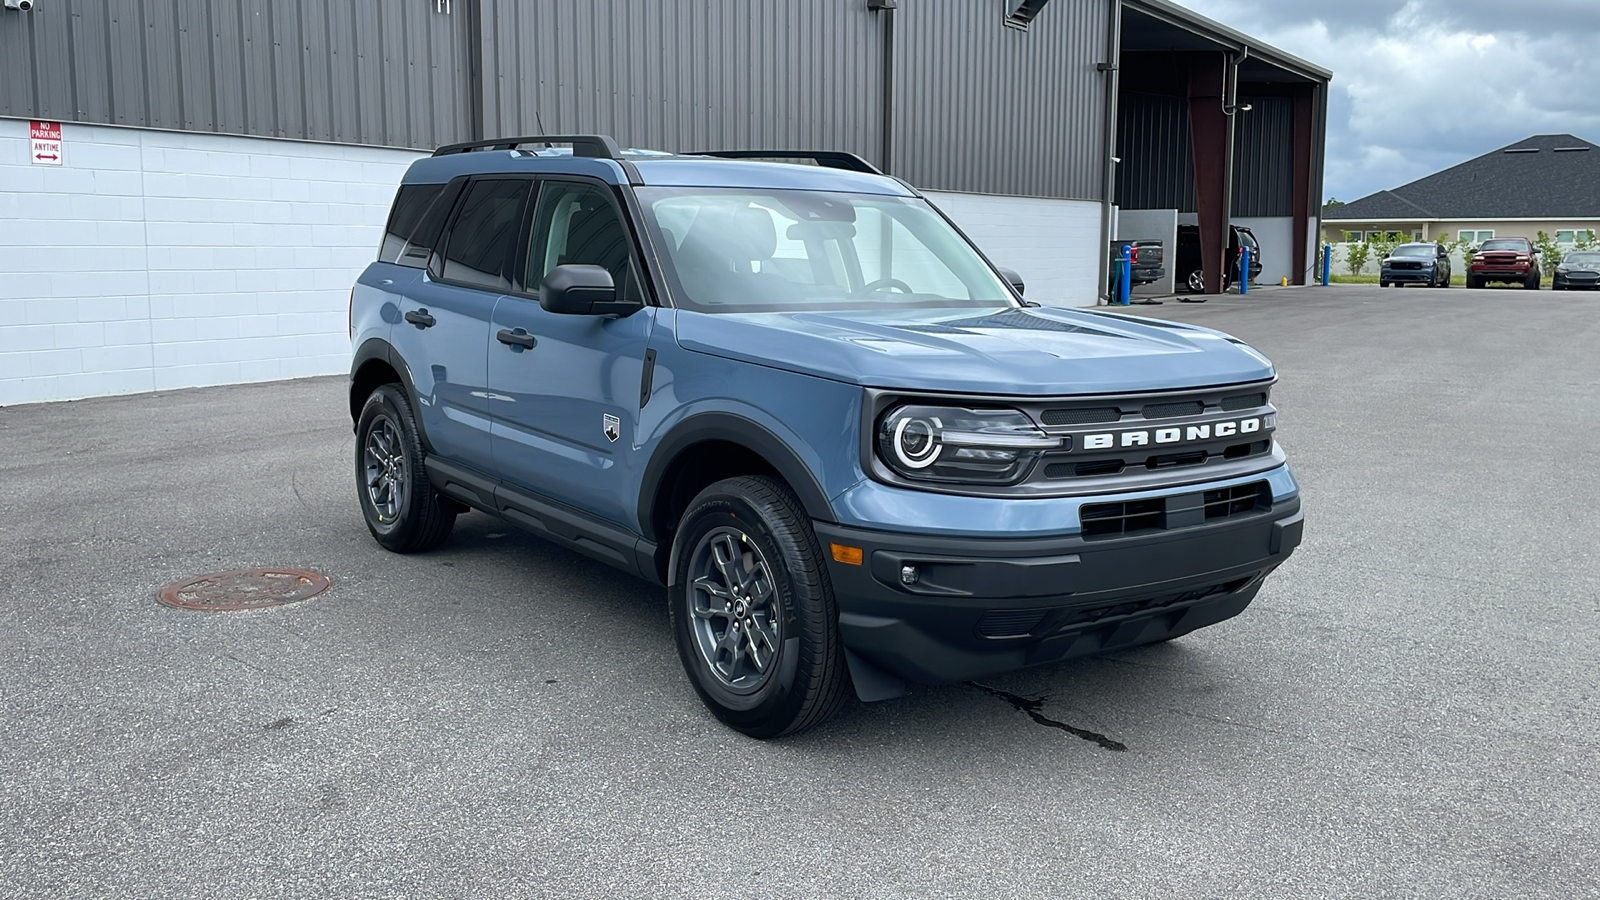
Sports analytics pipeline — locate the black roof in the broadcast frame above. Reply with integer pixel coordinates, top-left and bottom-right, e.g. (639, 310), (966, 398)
(1326, 134), (1600, 221)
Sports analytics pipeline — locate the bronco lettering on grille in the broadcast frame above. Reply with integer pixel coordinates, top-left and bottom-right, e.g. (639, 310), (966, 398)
(1079, 418), (1264, 453)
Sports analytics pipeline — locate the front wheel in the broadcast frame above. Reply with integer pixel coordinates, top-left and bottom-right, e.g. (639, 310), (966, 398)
(1526, 270), (1540, 290)
(668, 476), (850, 738)
(355, 384), (457, 553)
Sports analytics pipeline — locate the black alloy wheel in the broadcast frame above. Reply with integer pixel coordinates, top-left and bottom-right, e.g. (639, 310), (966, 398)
(355, 384), (457, 553)
(668, 476), (849, 738)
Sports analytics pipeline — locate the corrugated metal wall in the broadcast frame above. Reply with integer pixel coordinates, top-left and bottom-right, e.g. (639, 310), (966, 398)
(476, 0), (885, 165)
(893, 0), (1109, 200)
(0, 0), (470, 149)
(1116, 90), (1195, 211)
(1232, 94), (1294, 217)
(1116, 89), (1295, 216)
(2, 0), (1115, 199)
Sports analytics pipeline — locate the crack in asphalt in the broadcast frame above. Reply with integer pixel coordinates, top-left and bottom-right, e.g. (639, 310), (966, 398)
(970, 683), (1128, 752)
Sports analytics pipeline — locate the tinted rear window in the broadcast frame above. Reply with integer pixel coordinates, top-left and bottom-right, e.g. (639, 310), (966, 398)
(379, 183), (447, 265)
(440, 179), (530, 292)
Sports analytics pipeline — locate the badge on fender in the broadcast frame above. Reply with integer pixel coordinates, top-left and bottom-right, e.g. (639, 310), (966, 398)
(603, 414), (621, 443)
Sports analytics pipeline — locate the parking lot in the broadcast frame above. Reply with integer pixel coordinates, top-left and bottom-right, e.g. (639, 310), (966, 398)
(2, 284), (1597, 898)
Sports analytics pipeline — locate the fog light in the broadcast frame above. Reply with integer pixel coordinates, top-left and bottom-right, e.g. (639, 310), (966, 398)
(900, 565), (919, 585)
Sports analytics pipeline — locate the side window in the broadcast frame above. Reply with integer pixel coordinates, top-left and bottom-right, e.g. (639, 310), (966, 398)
(440, 179), (530, 292)
(526, 181), (634, 296)
(379, 183), (446, 265)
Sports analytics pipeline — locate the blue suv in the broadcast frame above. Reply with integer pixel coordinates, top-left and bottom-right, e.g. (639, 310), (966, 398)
(349, 135), (1304, 737)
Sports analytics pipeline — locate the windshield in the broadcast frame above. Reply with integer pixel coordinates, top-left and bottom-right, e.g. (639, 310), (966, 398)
(1394, 245), (1435, 258)
(637, 187), (1015, 313)
(1479, 239), (1527, 252)
(1566, 252), (1600, 265)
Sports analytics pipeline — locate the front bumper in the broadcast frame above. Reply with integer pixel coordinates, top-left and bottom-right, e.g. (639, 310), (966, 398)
(815, 495), (1303, 684)
(1383, 267), (1435, 283)
(1472, 267), (1531, 280)
(1555, 272), (1600, 288)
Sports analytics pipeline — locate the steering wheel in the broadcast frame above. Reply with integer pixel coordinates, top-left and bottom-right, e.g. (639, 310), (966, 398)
(859, 278), (914, 294)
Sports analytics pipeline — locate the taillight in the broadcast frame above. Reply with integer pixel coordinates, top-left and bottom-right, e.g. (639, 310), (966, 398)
(1131, 246), (1141, 264)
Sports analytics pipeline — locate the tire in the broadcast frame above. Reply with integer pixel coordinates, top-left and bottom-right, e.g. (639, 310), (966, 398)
(355, 384), (457, 553)
(668, 475), (850, 739)
(1467, 276), (1482, 289)
(1186, 269), (1205, 293)
(1526, 270), (1540, 290)
(1379, 281), (1389, 288)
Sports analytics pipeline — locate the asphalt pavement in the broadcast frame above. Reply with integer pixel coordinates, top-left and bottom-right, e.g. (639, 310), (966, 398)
(2, 284), (1597, 898)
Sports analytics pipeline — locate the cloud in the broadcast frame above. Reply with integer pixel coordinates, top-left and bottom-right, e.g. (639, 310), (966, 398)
(1177, 0), (1600, 200)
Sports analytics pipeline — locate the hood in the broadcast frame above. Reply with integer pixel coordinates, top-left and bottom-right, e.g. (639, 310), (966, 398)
(674, 306), (1274, 395)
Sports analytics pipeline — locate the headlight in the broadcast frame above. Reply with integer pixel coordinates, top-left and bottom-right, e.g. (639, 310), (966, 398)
(877, 405), (1061, 484)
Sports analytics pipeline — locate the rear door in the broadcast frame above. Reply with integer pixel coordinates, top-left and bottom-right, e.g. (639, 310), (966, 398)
(486, 177), (655, 525)
(393, 177), (530, 472)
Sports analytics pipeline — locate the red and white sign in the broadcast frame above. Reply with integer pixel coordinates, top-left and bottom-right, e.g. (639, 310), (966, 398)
(30, 120), (63, 166)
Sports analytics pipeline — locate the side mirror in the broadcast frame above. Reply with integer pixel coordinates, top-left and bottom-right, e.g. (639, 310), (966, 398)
(539, 264), (640, 316)
(996, 266), (1026, 297)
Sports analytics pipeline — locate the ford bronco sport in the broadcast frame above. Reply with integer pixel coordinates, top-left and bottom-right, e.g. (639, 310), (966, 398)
(349, 135), (1304, 737)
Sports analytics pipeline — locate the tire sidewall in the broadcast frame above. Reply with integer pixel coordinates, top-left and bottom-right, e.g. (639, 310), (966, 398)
(356, 386), (420, 545)
(669, 486), (810, 730)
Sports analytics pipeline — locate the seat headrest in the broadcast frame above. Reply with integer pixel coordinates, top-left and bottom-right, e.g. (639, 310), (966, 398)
(729, 205), (777, 262)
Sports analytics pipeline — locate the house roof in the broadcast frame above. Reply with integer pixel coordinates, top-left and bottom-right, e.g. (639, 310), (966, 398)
(1325, 134), (1600, 221)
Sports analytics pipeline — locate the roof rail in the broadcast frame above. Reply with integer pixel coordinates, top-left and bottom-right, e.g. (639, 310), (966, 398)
(433, 134), (623, 159)
(689, 150), (884, 175)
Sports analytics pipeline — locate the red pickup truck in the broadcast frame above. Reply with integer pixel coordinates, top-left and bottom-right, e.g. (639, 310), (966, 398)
(1466, 237), (1541, 290)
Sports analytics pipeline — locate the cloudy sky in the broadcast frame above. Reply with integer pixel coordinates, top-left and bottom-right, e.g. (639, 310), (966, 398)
(1178, 0), (1600, 203)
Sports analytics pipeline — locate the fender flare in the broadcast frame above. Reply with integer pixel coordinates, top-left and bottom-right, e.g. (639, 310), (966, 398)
(637, 412), (836, 543)
(349, 338), (430, 450)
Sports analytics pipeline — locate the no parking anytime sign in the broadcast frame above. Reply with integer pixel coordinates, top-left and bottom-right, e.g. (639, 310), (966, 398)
(30, 120), (63, 166)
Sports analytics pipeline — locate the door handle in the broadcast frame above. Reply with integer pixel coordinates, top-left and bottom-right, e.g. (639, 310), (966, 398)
(496, 328), (537, 350)
(404, 309), (436, 329)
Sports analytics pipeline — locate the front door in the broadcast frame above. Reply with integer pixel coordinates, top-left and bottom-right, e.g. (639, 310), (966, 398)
(487, 179), (654, 525)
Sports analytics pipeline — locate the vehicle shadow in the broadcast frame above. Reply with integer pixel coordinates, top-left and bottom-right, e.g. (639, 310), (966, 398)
(430, 512), (1232, 752)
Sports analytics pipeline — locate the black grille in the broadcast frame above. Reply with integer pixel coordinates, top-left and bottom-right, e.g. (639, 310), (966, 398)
(1046, 459), (1126, 478)
(1079, 497), (1165, 537)
(1080, 481), (1269, 538)
(1203, 482), (1268, 520)
(1221, 392), (1267, 411)
(1041, 407), (1121, 426)
(1141, 401), (1204, 419)
(976, 609), (1049, 638)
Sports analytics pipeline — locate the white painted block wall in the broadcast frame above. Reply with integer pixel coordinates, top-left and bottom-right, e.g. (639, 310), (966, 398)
(923, 191), (1103, 307)
(0, 119), (423, 406)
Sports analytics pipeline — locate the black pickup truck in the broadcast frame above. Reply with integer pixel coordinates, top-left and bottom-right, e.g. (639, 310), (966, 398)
(1109, 239), (1166, 291)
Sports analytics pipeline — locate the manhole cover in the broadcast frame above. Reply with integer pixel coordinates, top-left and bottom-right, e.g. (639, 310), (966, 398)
(157, 568), (330, 611)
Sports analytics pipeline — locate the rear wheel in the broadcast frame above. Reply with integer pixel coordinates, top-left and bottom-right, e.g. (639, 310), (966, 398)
(668, 476), (849, 738)
(355, 384), (457, 553)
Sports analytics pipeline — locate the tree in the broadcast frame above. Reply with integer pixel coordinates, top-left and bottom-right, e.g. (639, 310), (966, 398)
(1343, 232), (1371, 278)
(1441, 231), (1472, 269)
(1322, 198), (1346, 218)
(1575, 229), (1598, 252)
(1369, 231), (1402, 269)
(1535, 230), (1563, 276)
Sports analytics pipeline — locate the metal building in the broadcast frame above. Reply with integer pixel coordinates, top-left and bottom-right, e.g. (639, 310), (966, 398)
(0, 0), (1330, 405)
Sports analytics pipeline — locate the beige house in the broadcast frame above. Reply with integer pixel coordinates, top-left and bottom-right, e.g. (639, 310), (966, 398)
(1325, 135), (1600, 250)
